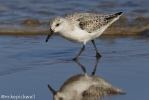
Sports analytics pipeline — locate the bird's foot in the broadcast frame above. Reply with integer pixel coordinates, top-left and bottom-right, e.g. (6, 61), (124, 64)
(96, 53), (101, 59)
(73, 57), (78, 61)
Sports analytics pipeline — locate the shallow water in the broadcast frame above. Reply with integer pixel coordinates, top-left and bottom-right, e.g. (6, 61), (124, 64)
(0, 0), (149, 23)
(0, 35), (149, 100)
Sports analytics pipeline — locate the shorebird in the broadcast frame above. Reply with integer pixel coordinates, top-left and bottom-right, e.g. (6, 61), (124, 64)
(46, 12), (123, 60)
(47, 59), (125, 100)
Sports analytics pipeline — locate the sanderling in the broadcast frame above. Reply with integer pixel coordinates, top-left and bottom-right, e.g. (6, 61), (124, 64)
(46, 12), (123, 60)
(47, 59), (125, 100)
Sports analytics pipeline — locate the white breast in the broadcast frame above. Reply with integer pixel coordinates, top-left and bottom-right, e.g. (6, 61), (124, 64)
(59, 26), (91, 44)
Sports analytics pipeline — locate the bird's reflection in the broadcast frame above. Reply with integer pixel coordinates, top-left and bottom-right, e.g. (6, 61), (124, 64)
(48, 59), (125, 100)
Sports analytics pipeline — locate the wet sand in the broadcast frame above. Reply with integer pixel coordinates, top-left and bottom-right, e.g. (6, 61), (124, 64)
(0, 16), (149, 35)
(0, 35), (149, 100)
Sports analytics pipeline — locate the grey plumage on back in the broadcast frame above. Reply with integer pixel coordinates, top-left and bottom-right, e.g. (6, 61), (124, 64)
(65, 13), (98, 20)
(49, 12), (123, 33)
(64, 12), (123, 33)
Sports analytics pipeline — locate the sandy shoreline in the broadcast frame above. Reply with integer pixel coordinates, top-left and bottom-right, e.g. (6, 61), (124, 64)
(0, 17), (149, 35)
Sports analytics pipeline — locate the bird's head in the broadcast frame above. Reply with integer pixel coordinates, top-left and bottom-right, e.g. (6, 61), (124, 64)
(46, 17), (65, 42)
(48, 84), (68, 100)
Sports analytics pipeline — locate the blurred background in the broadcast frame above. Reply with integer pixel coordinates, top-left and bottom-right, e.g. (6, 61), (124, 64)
(0, 0), (149, 23)
(0, 0), (149, 34)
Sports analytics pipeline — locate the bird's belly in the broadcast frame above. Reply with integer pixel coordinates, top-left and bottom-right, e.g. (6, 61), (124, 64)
(89, 25), (110, 40)
(60, 31), (91, 43)
(61, 35), (80, 43)
(61, 78), (92, 93)
(89, 32), (102, 40)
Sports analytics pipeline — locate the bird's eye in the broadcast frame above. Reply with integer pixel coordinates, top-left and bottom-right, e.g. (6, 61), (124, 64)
(59, 97), (63, 100)
(56, 23), (60, 27)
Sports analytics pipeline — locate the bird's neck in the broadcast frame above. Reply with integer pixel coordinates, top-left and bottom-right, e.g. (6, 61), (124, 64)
(58, 21), (72, 36)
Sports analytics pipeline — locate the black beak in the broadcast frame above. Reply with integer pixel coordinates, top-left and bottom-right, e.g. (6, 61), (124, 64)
(46, 29), (54, 42)
(47, 84), (57, 95)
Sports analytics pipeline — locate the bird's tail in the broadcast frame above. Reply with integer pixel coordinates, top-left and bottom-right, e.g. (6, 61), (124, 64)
(114, 12), (123, 16)
(105, 12), (123, 21)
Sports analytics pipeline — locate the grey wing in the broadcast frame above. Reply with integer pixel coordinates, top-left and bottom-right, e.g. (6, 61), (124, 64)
(64, 13), (100, 30)
(78, 13), (120, 33)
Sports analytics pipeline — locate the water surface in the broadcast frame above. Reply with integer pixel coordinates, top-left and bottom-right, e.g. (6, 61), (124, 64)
(0, 35), (149, 100)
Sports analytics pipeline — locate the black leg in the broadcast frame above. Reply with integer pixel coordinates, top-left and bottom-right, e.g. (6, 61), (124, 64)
(74, 58), (99, 76)
(91, 40), (101, 58)
(91, 58), (99, 76)
(74, 60), (86, 74)
(73, 45), (85, 61)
